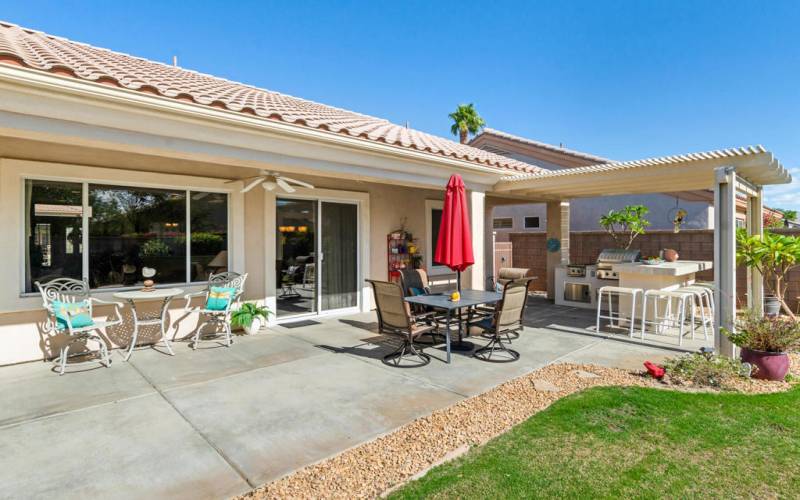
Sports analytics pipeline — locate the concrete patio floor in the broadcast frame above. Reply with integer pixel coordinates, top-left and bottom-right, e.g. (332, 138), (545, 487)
(0, 299), (703, 499)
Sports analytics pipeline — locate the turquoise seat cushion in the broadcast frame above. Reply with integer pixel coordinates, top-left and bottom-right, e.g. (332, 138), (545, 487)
(52, 300), (94, 329)
(409, 287), (426, 296)
(206, 286), (237, 311)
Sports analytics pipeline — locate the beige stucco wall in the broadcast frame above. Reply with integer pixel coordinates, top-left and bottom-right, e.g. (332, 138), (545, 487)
(0, 158), (461, 365)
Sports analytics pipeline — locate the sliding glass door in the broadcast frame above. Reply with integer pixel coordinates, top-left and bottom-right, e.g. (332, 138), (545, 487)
(276, 198), (358, 319)
(276, 199), (317, 318)
(320, 202), (358, 311)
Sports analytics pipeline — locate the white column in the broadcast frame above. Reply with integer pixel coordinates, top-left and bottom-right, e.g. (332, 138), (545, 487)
(714, 167), (737, 356)
(747, 187), (764, 315)
(483, 198), (496, 290)
(546, 200), (570, 300)
(469, 190), (486, 290)
(263, 189), (277, 324)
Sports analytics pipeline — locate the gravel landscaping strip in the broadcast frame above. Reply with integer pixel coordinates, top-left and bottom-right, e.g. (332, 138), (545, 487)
(240, 358), (799, 500)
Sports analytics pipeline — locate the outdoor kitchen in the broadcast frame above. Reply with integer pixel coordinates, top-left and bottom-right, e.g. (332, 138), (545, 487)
(549, 205), (716, 346)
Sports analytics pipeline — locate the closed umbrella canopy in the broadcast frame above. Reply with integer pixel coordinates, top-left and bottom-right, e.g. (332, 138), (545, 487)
(435, 174), (474, 276)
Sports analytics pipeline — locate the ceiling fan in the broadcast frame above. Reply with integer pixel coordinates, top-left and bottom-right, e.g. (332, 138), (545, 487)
(227, 170), (314, 194)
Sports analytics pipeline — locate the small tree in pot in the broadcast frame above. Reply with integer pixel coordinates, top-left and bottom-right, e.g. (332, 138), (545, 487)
(723, 310), (800, 380)
(231, 303), (272, 335)
(736, 229), (800, 318)
(598, 205), (651, 250)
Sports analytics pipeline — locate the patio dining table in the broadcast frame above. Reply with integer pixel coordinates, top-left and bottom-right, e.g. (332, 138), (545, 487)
(405, 290), (502, 363)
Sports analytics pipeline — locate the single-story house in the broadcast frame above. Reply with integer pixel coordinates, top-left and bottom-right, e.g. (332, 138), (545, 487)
(0, 21), (790, 365)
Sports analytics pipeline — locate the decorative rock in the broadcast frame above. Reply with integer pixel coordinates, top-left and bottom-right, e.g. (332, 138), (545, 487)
(532, 380), (561, 392)
(573, 369), (600, 379)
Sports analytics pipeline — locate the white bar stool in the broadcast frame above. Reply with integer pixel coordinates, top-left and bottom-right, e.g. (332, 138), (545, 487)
(676, 285), (714, 340)
(640, 289), (693, 345)
(596, 286), (643, 338)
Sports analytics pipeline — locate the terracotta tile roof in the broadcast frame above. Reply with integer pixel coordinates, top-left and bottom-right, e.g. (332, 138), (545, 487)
(471, 128), (610, 163)
(0, 21), (540, 174)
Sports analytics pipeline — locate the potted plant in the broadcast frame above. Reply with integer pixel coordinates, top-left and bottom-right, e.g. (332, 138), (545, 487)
(231, 303), (272, 335)
(736, 229), (800, 318)
(598, 205), (651, 250)
(723, 310), (800, 380)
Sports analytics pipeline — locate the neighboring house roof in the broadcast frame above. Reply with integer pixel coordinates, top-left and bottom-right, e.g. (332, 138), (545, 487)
(0, 21), (540, 175)
(470, 127), (609, 165)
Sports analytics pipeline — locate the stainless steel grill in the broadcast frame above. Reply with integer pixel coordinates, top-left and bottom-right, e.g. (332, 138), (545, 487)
(595, 248), (641, 280)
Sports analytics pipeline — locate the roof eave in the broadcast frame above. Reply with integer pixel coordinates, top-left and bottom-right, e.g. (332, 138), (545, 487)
(0, 63), (532, 179)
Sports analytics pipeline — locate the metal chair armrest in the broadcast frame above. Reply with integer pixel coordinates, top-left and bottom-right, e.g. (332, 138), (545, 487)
(89, 297), (124, 324)
(183, 290), (207, 311)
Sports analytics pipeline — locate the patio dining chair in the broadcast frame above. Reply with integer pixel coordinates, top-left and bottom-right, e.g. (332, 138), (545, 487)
(478, 267), (531, 340)
(399, 269), (446, 345)
(36, 278), (124, 375)
(470, 278), (534, 363)
(367, 279), (439, 368)
(183, 272), (248, 349)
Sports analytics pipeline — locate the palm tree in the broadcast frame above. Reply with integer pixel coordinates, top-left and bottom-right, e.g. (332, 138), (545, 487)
(449, 103), (486, 144)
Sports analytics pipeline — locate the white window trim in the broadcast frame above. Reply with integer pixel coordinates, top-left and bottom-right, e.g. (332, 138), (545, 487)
(425, 199), (451, 276)
(6, 160), (238, 309)
(23, 180), (230, 294)
(524, 215), (541, 229)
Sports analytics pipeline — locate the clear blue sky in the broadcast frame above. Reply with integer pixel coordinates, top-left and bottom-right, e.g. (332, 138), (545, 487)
(2, 0), (798, 210)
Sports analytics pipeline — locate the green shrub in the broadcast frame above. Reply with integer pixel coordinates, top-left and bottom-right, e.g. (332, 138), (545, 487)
(723, 310), (800, 353)
(140, 239), (171, 258)
(663, 353), (748, 388)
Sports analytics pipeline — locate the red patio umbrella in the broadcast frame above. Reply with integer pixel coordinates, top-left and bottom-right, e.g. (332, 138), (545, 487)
(434, 174), (474, 292)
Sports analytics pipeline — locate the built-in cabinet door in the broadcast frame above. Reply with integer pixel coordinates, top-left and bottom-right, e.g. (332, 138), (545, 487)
(320, 201), (358, 311)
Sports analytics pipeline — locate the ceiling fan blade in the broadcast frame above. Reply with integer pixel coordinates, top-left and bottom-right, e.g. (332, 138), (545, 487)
(276, 178), (296, 193)
(225, 175), (260, 185)
(279, 176), (315, 189)
(241, 177), (265, 193)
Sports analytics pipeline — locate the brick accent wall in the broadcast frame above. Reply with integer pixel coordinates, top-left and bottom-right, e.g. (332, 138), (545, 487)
(510, 228), (800, 312)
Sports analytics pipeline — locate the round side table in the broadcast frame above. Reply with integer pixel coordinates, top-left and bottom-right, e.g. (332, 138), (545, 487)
(113, 288), (183, 361)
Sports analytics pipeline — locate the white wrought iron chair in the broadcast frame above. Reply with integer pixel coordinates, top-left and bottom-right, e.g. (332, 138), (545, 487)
(183, 272), (248, 349)
(36, 278), (124, 375)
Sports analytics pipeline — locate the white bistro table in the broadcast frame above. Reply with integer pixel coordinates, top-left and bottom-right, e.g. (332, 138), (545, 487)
(113, 288), (183, 360)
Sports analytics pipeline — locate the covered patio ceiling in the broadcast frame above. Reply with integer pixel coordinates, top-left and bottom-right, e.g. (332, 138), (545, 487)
(492, 146), (791, 200)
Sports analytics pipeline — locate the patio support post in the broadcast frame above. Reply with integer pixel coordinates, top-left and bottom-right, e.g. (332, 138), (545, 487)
(714, 167), (737, 357)
(746, 187), (764, 316)
(469, 190), (486, 291)
(483, 198), (497, 290)
(546, 200), (570, 300)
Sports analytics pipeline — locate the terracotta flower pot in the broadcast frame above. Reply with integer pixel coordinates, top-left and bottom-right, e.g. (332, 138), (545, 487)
(740, 347), (790, 381)
(663, 248), (679, 262)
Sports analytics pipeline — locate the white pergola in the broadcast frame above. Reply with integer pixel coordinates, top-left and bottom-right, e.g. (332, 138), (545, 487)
(492, 146), (792, 355)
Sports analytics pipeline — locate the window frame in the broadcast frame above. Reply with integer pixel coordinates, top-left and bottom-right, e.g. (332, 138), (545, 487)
(492, 217), (513, 230)
(22, 176), (230, 294)
(524, 216), (541, 229)
(425, 199), (450, 276)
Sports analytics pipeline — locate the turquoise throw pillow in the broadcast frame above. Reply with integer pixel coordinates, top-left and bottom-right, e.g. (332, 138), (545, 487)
(206, 286), (237, 311)
(52, 300), (94, 329)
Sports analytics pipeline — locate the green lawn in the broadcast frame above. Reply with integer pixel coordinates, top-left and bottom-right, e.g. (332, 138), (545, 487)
(391, 386), (800, 499)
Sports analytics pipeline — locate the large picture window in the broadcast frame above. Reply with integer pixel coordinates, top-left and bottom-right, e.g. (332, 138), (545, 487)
(24, 180), (228, 293)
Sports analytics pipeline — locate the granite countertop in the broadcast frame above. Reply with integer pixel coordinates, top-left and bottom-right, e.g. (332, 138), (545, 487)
(612, 261), (713, 276)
